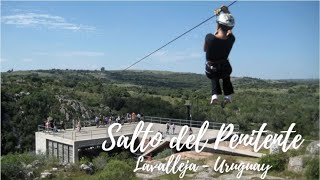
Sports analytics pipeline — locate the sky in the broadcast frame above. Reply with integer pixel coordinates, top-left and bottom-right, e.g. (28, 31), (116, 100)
(1, 1), (319, 79)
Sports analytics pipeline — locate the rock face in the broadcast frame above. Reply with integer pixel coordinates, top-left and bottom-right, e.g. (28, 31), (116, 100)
(288, 155), (305, 173)
(306, 141), (320, 156)
(55, 95), (92, 121)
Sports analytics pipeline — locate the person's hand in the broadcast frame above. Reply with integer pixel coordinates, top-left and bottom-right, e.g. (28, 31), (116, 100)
(220, 5), (230, 13)
(214, 5), (230, 15)
(214, 8), (221, 16)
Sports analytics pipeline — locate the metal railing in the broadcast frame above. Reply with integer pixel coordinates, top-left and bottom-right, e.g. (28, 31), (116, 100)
(143, 116), (239, 131)
(37, 116), (240, 140)
(37, 123), (136, 141)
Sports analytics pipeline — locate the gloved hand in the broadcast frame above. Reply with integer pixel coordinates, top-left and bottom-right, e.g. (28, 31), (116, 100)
(214, 5), (230, 15)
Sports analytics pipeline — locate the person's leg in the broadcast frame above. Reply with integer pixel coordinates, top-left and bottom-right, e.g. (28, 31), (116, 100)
(222, 76), (234, 102)
(211, 77), (222, 104)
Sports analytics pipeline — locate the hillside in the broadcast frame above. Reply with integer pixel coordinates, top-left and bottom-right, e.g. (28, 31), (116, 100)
(1, 69), (319, 154)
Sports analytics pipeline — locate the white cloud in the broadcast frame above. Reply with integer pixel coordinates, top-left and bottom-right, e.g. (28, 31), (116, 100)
(152, 50), (202, 63)
(34, 51), (105, 57)
(2, 12), (95, 31)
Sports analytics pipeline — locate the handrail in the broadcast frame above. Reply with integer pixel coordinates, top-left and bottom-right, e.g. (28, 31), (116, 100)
(37, 116), (240, 140)
(143, 116), (240, 131)
(38, 122), (137, 140)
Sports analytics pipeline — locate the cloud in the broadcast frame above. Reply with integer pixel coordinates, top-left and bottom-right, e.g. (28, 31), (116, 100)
(34, 51), (105, 57)
(59, 51), (105, 57)
(2, 12), (95, 31)
(152, 50), (202, 63)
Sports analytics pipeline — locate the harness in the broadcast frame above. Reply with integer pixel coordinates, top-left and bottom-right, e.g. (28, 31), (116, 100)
(206, 59), (229, 69)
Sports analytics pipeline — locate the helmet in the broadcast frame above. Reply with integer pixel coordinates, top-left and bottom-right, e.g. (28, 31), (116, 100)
(217, 13), (235, 27)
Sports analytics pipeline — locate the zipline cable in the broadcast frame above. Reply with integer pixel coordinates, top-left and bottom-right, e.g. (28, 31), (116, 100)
(123, 0), (238, 71)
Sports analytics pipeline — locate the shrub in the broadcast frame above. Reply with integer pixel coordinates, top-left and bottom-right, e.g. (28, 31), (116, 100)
(305, 157), (319, 179)
(97, 160), (136, 180)
(1, 152), (45, 180)
(258, 153), (288, 171)
(79, 156), (91, 165)
(1, 153), (25, 180)
(92, 153), (108, 171)
(154, 148), (172, 160)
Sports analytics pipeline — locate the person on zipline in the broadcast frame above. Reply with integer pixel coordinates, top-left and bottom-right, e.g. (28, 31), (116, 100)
(204, 5), (235, 107)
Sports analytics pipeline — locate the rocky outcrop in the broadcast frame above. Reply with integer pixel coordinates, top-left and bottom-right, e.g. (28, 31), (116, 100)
(306, 140), (320, 156)
(55, 95), (92, 121)
(288, 155), (305, 173)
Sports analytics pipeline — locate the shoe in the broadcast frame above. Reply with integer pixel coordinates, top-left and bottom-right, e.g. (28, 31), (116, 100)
(210, 98), (219, 105)
(221, 98), (231, 108)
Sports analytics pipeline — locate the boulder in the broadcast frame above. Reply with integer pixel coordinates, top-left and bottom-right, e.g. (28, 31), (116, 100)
(288, 155), (305, 173)
(269, 143), (280, 154)
(52, 167), (58, 172)
(40, 171), (53, 179)
(306, 141), (320, 156)
(80, 164), (93, 175)
(27, 171), (34, 178)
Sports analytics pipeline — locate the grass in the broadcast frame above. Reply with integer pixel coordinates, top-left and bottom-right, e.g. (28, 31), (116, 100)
(258, 148), (270, 155)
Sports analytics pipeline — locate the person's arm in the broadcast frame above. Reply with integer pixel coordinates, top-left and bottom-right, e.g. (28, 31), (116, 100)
(204, 34), (210, 52)
(203, 41), (207, 52)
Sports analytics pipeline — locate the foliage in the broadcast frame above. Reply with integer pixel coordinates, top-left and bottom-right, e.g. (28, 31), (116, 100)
(1, 152), (55, 180)
(154, 148), (173, 160)
(258, 153), (289, 171)
(96, 160), (136, 180)
(79, 156), (91, 165)
(304, 156), (319, 179)
(92, 152), (109, 171)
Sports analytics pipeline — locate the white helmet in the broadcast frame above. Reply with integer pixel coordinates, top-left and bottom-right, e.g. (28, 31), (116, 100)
(217, 13), (235, 27)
